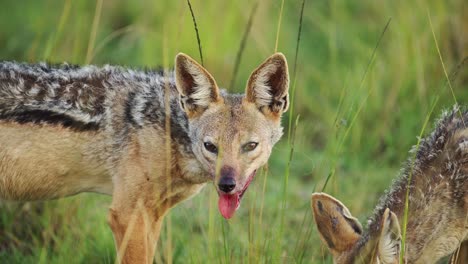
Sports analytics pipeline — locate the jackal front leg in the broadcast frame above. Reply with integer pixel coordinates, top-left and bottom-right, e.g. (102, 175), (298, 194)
(107, 159), (168, 263)
(108, 197), (164, 264)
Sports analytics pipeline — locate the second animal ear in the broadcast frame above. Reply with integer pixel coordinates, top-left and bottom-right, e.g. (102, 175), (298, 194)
(377, 208), (401, 264)
(311, 193), (363, 255)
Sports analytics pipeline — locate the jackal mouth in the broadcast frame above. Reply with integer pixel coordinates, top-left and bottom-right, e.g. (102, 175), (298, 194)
(239, 169), (257, 199)
(217, 169), (257, 219)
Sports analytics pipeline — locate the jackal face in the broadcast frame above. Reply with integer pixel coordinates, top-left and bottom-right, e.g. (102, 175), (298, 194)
(311, 193), (401, 264)
(175, 53), (289, 219)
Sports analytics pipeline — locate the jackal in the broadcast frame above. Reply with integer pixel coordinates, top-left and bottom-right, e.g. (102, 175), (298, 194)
(0, 53), (289, 263)
(311, 107), (468, 264)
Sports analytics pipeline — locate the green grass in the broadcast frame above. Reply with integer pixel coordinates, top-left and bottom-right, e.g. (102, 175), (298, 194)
(0, 0), (467, 263)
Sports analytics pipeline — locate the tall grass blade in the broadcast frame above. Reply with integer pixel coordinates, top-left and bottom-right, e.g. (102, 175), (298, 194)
(186, 0), (204, 66)
(332, 74), (350, 137)
(276, 115), (300, 259)
(292, 0), (306, 86)
(276, 0), (307, 259)
(163, 26), (173, 264)
(287, 0), (306, 145)
(274, 0), (285, 52)
(85, 0), (103, 64)
(229, 1), (258, 90)
(42, 0), (71, 60)
(89, 25), (136, 63)
(322, 18), (392, 192)
(427, 9), (459, 109)
(427, 9), (465, 127)
(400, 96), (439, 263)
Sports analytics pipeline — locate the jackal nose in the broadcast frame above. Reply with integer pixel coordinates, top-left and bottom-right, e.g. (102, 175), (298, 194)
(218, 177), (236, 193)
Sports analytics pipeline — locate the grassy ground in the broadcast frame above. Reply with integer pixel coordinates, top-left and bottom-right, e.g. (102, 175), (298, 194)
(0, 0), (466, 263)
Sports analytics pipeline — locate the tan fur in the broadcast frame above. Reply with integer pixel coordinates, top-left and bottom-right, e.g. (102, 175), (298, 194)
(0, 121), (111, 199)
(106, 128), (206, 263)
(0, 120), (205, 263)
(0, 53), (289, 263)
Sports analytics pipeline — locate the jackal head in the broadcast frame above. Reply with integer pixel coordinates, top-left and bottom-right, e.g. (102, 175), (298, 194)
(174, 53), (289, 219)
(311, 193), (401, 264)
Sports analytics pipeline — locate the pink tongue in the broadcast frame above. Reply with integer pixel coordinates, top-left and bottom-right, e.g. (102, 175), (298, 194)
(218, 193), (240, 219)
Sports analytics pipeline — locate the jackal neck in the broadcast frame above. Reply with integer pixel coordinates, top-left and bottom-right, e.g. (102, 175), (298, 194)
(355, 106), (468, 262)
(368, 107), (467, 230)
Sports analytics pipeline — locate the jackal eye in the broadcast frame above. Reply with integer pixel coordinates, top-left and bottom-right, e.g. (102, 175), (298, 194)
(243, 142), (258, 152)
(204, 142), (218, 154)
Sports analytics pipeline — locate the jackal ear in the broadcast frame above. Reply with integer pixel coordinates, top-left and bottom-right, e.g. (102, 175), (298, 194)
(245, 53), (289, 118)
(311, 193), (363, 257)
(378, 208), (401, 264)
(175, 53), (221, 117)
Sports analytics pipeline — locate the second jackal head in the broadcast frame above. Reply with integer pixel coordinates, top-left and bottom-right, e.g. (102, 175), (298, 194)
(174, 53), (289, 219)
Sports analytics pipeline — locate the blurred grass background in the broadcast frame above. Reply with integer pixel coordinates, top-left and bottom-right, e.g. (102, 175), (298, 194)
(0, 0), (466, 263)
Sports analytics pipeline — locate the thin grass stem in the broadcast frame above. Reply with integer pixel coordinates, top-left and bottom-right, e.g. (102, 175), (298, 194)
(43, 0), (71, 60)
(400, 96), (439, 263)
(274, 0), (285, 53)
(229, 1), (258, 90)
(85, 0), (103, 64)
(186, 0), (204, 66)
(322, 18), (392, 192)
(427, 9), (465, 127)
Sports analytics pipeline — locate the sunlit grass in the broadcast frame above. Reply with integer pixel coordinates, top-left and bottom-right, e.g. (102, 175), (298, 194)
(398, 10), (464, 263)
(0, 0), (466, 263)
